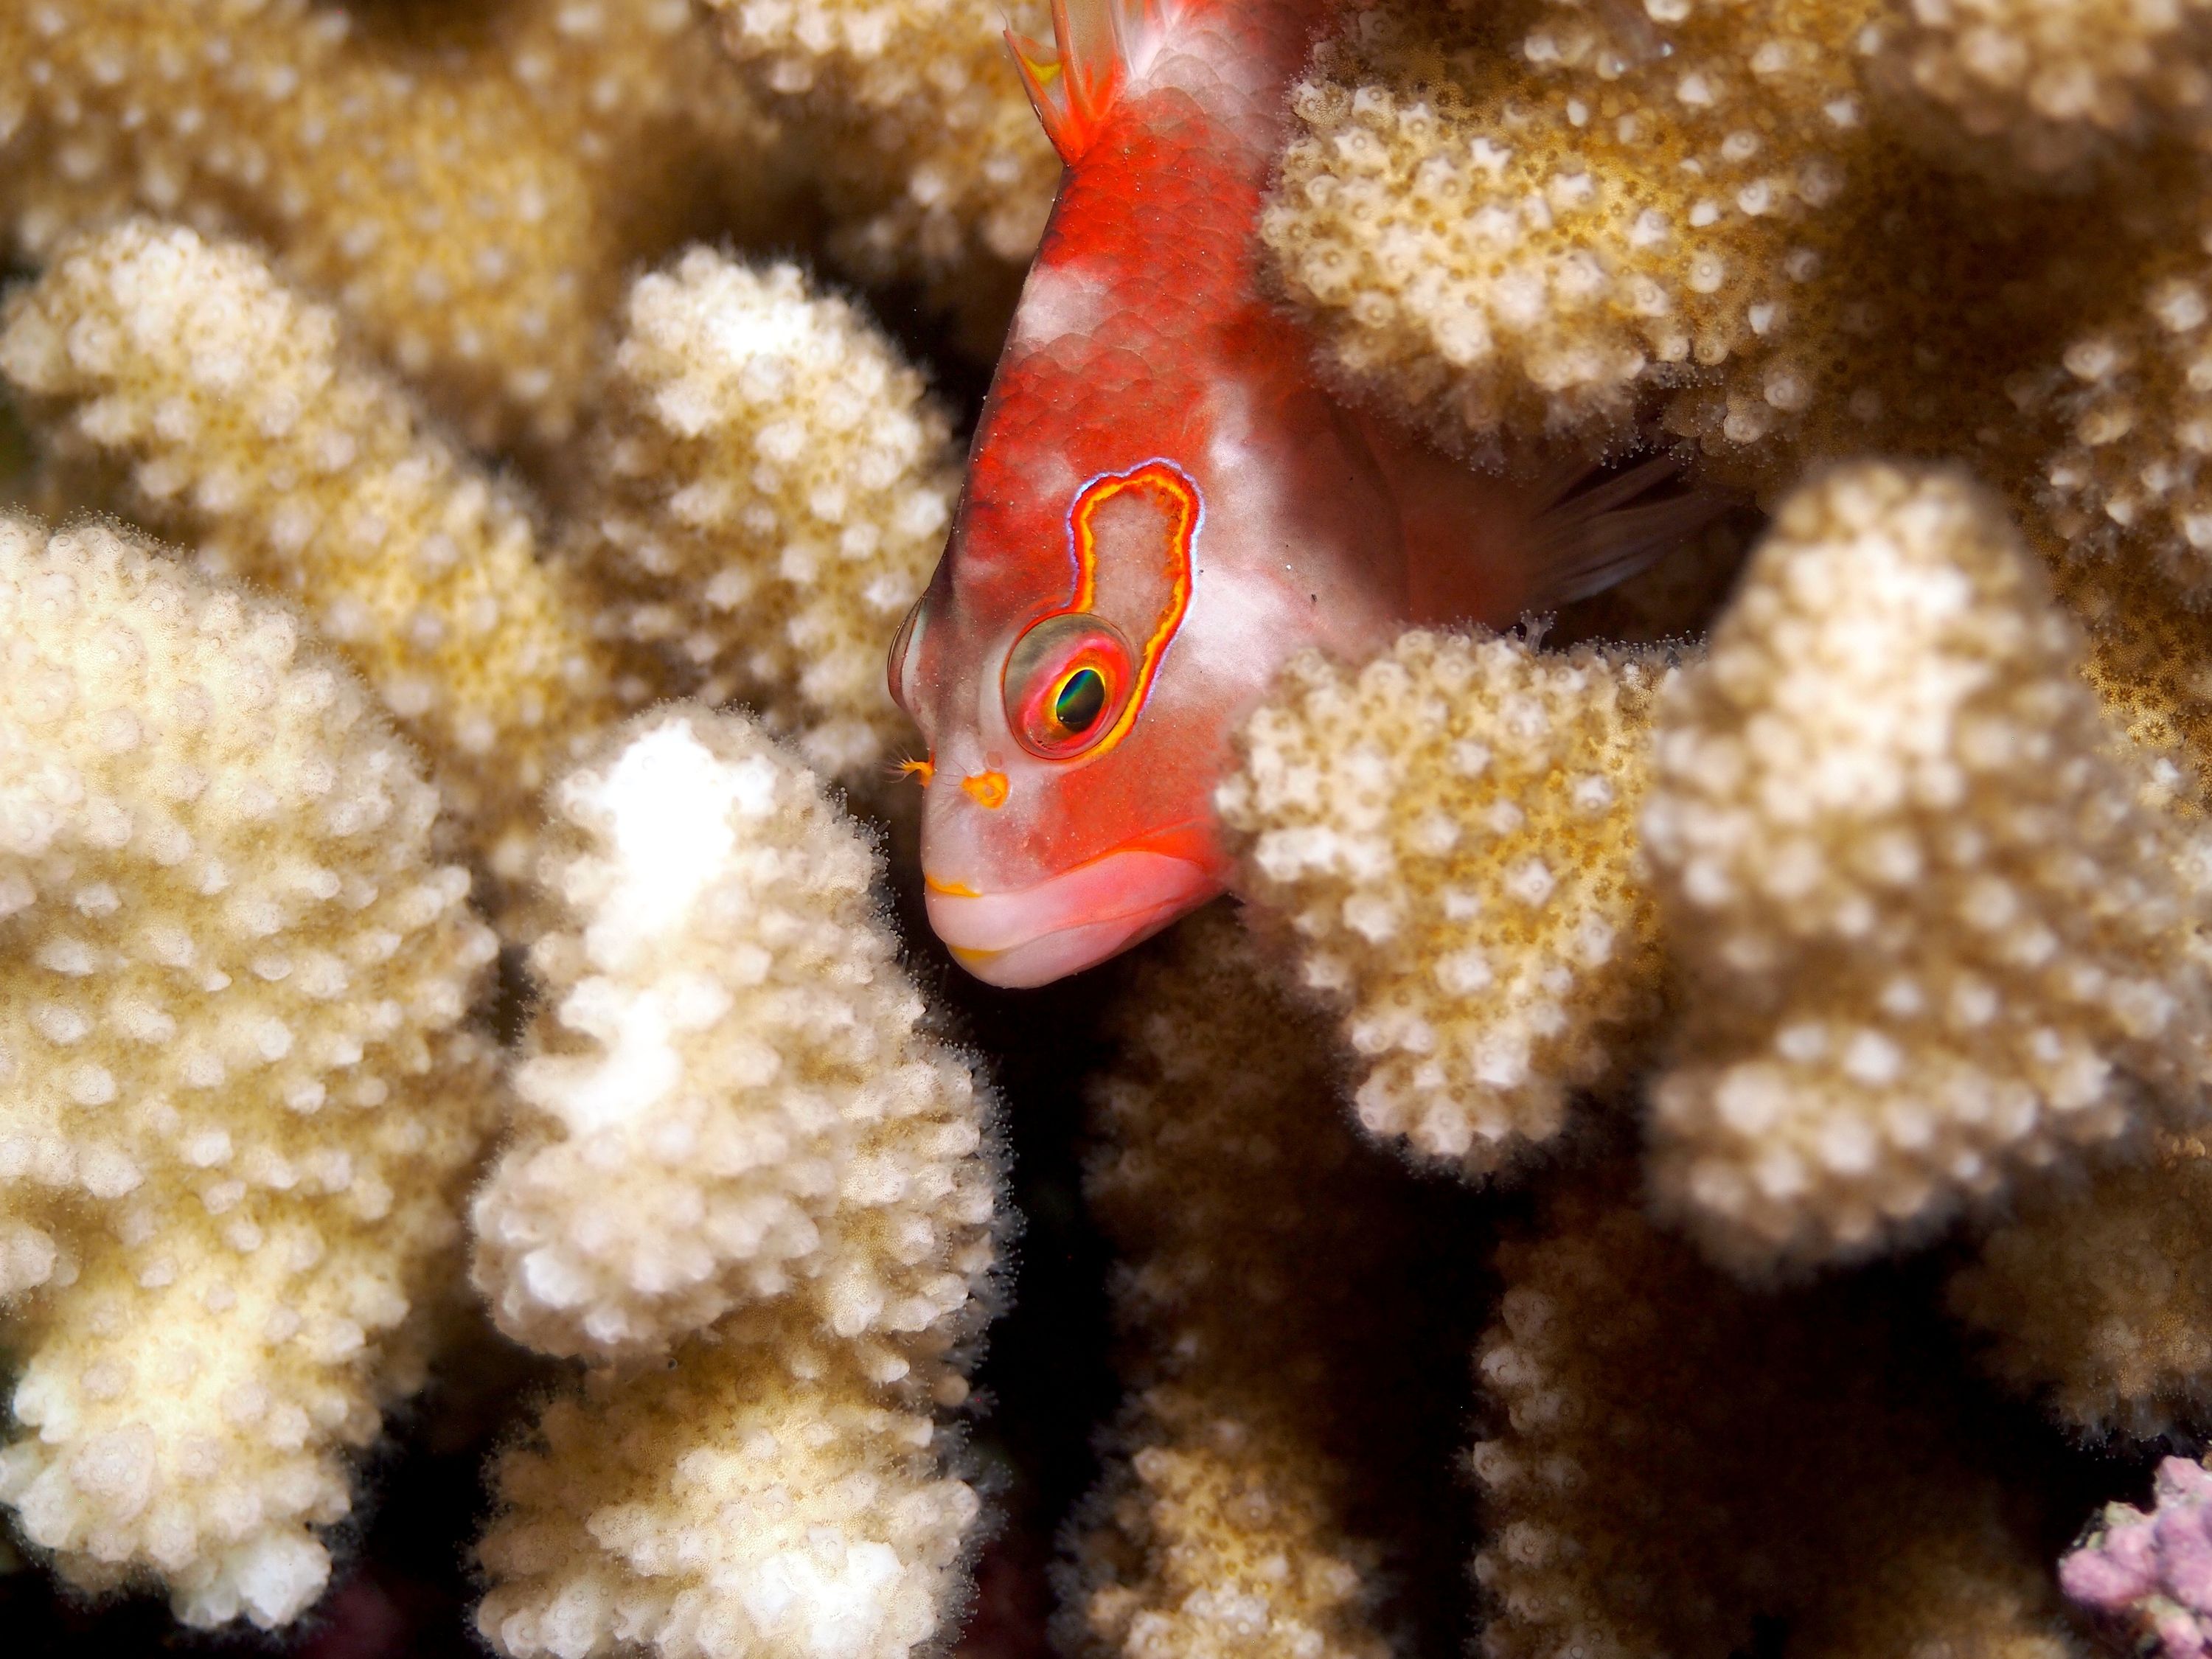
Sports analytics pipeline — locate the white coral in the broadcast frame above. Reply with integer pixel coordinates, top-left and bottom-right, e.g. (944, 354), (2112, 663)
(470, 708), (1003, 1659)
(576, 252), (962, 779)
(0, 514), (499, 1628)
(1644, 462), (2212, 1269)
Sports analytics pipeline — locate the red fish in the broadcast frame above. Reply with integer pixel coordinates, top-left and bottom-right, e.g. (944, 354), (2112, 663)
(889, 0), (1704, 987)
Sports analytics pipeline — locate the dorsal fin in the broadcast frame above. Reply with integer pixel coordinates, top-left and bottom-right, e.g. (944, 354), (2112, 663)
(1006, 0), (1176, 165)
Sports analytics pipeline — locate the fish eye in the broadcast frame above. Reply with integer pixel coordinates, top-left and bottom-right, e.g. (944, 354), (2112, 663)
(887, 594), (927, 716)
(1004, 611), (1135, 760)
(1054, 667), (1107, 734)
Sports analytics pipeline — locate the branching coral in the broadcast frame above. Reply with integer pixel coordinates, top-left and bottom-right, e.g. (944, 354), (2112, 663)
(1261, 0), (2086, 481)
(1215, 630), (1671, 1178)
(0, 0), (782, 451)
(470, 707), (998, 1363)
(1472, 1175), (2081, 1659)
(0, 515), (500, 1629)
(0, 220), (636, 891)
(2008, 216), (2212, 592)
(479, 1319), (984, 1659)
(1874, 0), (2212, 178)
(569, 250), (963, 781)
(701, 0), (1059, 343)
(1950, 1133), (2212, 1438)
(1643, 463), (2212, 1270)
(2045, 552), (2212, 812)
(1057, 911), (1397, 1659)
(470, 706), (1003, 1659)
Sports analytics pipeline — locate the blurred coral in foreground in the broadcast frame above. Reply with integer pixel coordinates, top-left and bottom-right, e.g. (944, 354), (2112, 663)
(1646, 464), (2212, 1269)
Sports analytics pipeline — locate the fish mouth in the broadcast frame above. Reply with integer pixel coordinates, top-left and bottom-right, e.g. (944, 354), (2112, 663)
(925, 840), (1226, 989)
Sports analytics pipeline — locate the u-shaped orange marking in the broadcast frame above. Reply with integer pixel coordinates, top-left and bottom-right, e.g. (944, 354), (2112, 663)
(1051, 459), (1199, 760)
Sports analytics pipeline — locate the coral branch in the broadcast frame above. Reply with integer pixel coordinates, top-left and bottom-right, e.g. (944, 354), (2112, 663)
(0, 220), (635, 892)
(471, 707), (1004, 1659)
(0, 515), (500, 1629)
(478, 1319), (983, 1659)
(1951, 1132), (2212, 1438)
(571, 251), (964, 780)
(1058, 911), (1397, 1659)
(1261, 0), (2077, 481)
(1645, 463), (2212, 1270)
(1472, 1176), (2081, 1659)
(1216, 630), (1671, 1178)
(0, 0), (782, 450)
(470, 707), (999, 1363)
(704, 0), (1060, 346)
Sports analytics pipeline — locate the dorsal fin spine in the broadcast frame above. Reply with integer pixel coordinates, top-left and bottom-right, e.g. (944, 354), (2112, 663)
(1005, 0), (1175, 166)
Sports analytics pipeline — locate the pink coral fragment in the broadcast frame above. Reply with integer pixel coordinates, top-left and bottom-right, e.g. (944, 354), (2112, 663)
(2063, 1456), (2212, 1658)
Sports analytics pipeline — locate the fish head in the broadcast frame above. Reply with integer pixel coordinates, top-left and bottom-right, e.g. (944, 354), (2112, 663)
(890, 456), (1243, 988)
(892, 372), (1412, 989)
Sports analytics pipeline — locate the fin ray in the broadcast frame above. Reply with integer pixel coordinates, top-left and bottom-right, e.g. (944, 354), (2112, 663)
(1520, 455), (1740, 611)
(1003, 0), (1178, 164)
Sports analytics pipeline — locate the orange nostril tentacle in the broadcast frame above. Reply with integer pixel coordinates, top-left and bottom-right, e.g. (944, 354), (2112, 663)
(961, 771), (1009, 809)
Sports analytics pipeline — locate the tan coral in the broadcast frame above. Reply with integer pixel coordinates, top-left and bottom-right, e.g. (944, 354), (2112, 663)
(0, 220), (633, 890)
(1472, 1176), (2081, 1659)
(703, 0), (1058, 346)
(1950, 1132), (2212, 1439)
(0, 515), (500, 1630)
(1644, 462), (2212, 1270)
(2038, 549), (2212, 824)
(571, 250), (964, 781)
(1873, 0), (2212, 178)
(1215, 630), (1671, 1178)
(2011, 208), (2212, 595)
(1058, 911), (1399, 1659)
(470, 706), (1003, 1659)
(477, 1318), (983, 1659)
(1260, 0), (2090, 484)
(0, 0), (781, 451)
(470, 705), (1000, 1364)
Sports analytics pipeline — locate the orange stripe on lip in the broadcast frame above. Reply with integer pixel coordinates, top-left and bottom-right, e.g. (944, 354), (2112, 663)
(925, 874), (982, 897)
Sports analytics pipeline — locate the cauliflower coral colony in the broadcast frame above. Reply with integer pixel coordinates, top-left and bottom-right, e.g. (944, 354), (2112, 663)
(16, 0), (2212, 1655)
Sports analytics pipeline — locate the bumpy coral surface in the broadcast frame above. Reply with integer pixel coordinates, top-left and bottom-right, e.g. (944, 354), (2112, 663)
(1877, 0), (2212, 177)
(473, 706), (1002, 1659)
(471, 706), (998, 1364)
(571, 251), (962, 779)
(1217, 630), (1671, 1177)
(2048, 552), (2212, 810)
(1262, 0), (2068, 479)
(1951, 1133), (2212, 1437)
(2014, 217), (2212, 591)
(2063, 1455), (2212, 1658)
(478, 1321), (983, 1659)
(1472, 1177), (2079, 1659)
(0, 220), (629, 890)
(0, 516), (498, 1629)
(0, 0), (779, 450)
(1060, 914), (1398, 1659)
(703, 0), (1058, 340)
(1644, 463), (2212, 1269)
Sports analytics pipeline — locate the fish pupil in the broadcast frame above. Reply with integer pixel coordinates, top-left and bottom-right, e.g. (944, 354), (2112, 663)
(1054, 667), (1107, 734)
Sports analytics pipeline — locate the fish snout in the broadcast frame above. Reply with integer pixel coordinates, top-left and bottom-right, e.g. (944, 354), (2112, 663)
(924, 844), (1225, 987)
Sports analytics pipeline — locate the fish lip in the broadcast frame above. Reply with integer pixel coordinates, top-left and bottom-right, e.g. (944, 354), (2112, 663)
(925, 837), (1226, 989)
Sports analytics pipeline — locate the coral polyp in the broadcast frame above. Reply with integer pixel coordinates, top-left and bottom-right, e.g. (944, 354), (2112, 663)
(7, 0), (2212, 1655)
